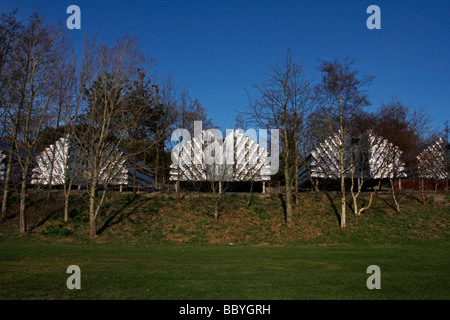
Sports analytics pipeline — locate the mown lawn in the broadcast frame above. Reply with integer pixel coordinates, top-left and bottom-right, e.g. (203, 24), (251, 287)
(0, 240), (448, 300)
(0, 192), (448, 300)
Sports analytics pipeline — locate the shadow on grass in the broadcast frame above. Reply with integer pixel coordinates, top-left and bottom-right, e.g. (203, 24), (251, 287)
(324, 192), (341, 227)
(97, 196), (152, 235)
(28, 194), (65, 232)
(277, 193), (287, 223)
(376, 193), (405, 212)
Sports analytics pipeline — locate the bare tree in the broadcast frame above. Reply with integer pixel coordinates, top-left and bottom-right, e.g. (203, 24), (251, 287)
(372, 98), (431, 210)
(245, 49), (312, 228)
(1, 11), (71, 231)
(73, 35), (151, 238)
(0, 9), (21, 222)
(157, 75), (214, 192)
(314, 57), (374, 228)
(348, 130), (405, 215)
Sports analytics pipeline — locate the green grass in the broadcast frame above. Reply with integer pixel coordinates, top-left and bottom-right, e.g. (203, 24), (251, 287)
(0, 241), (448, 299)
(0, 191), (448, 299)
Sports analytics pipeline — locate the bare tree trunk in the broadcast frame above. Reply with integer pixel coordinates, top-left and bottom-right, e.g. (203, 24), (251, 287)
(282, 114), (293, 228)
(389, 178), (400, 213)
(247, 180), (254, 207)
(214, 201), (219, 222)
(350, 175), (359, 217)
(294, 140), (299, 205)
(1, 104), (22, 222)
(340, 173), (346, 228)
(132, 153), (137, 197)
(19, 170), (27, 233)
(419, 178), (428, 205)
(155, 145), (159, 191)
(1, 152), (13, 221)
(176, 165), (180, 203)
(89, 180), (98, 238)
(339, 132), (346, 228)
(358, 181), (380, 215)
(63, 183), (71, 222)
(90, 216), (97, 238)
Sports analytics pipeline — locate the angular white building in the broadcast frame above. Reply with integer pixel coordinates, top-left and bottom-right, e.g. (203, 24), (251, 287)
(298, 130), (406, 186)
(416, 137), (448, 180)
(170, 130), (271, 191)
(31, 135), (154, 190)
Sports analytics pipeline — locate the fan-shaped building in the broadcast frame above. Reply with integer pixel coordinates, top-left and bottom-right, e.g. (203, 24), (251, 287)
(31, 135), (154, 190)
(298, 130), (406, 189)
(170, 130), (271, 192)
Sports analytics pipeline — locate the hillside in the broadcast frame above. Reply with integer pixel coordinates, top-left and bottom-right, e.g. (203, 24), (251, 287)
(1, 191), (448, 246)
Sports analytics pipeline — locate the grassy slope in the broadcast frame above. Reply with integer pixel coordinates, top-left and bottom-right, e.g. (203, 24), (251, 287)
(0, 191), (448, 299)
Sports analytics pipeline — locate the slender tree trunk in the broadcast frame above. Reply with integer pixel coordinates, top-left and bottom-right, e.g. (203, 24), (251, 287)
(283, 123), (293, 228)
(89, 180), (98, 238)
(19, 170), (27, 233)
(1, 154), (13, 221)
(294, 140), (299, 205)
(214, 201), (219, 222)
(339, 138), (346, 228)
(155, 145), (159, 191)
(247, 181), (254, 207)
(285, 166), (293, 228)
(340, 173), (346, 228)
(339, 129), (346, 227)
(419, 178), (427, 205)
(389, 178), (400, 213)
(351, 178), (359, 217)
(132, 153), (137, 197)
(63, 184), (71, 222)
(176, 166), (180, 203)
(357, 180), (380, 215)
(1, 119), (21, 222)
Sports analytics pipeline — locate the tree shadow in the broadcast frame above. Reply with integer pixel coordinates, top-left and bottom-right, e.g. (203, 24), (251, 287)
(29, 194), (64, 232)
(97, 196), (151, 235)
(324, 192), (341, 226)
(29, 211), (56, 232)
(376, 193), (403, 212)
(278, 193), (287, 222)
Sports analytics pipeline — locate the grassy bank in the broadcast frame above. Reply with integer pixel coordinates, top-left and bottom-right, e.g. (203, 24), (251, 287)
(1, 191), (448, 245)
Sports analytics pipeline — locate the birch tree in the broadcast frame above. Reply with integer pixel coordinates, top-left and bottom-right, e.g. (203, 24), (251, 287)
(315, 58), (374, 228)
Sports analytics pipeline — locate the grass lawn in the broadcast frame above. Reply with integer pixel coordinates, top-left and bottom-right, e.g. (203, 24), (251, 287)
(0, 192), (449, 300)
(0, 241), (448, 300)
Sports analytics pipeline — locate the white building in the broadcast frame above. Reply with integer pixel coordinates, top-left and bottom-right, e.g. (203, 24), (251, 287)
(31, 135), (154, 190)
(298, 130), (406, 186)
(170, 130), (271, 191)
(416, 137), (448, 180)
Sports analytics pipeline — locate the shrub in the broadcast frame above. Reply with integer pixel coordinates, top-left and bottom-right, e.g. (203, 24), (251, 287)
(73, 210), (89, 223)
(39, 219), (74, 236)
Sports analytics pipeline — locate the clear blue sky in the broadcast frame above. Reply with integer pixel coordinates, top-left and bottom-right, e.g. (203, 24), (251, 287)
(2, 0), (449, 133)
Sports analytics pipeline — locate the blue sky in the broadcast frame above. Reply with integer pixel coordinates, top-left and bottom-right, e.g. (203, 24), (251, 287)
(1, 0), (449, 133)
